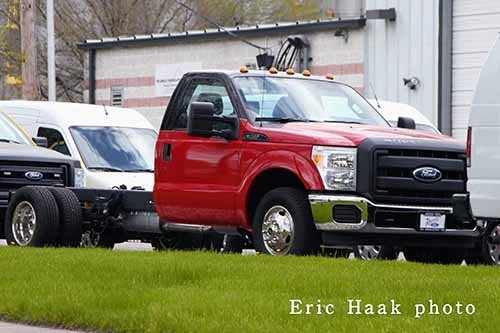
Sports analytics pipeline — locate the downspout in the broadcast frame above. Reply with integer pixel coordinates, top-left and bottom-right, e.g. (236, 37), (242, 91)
(438, 0), (453, 135)
(88, 49), (96, 104)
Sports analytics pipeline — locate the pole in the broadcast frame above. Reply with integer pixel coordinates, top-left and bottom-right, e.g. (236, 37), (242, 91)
(20, 0), (37, 100)
(47, 0), (56, 101)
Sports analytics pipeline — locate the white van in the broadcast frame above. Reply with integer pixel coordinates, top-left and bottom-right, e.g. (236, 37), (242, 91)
(0, 101), (157, 190)
(453, 36), (500, 265)
(368, 99), (440, 134)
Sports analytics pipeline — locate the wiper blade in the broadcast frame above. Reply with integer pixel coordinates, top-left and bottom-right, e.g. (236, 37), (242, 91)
(0, 138), (22, 144)
(323, 120), (363, 125)
(87, 166), (124, 172)
(124, 168), (154, 173)
(255, 117), (314, 123)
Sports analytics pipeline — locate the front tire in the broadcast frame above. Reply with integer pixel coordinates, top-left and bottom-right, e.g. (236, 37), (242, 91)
(252, 187), (320, 256)
(4, 186), (60, 247)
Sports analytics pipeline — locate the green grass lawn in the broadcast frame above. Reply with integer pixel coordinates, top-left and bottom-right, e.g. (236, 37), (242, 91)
(0, 247), (499, 333)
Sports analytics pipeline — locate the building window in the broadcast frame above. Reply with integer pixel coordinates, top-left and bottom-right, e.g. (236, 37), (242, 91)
(111, 86), (124, 106)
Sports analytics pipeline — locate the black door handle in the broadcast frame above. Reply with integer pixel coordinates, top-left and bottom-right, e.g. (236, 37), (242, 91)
(163, 143), (171, 161)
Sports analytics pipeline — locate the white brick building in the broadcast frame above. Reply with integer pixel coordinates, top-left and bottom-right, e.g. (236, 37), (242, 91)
(80, 19), (366, 128)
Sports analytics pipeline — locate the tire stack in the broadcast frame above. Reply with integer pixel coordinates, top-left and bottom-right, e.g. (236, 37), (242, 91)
(4, 186), (82, 247)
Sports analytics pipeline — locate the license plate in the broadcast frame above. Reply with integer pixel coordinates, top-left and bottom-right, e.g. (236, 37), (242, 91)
(419, 213), (446, 231)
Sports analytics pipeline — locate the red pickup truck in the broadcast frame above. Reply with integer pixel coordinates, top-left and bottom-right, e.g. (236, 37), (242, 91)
(2, 68), (481, 264)
(152, 69), (479, 263)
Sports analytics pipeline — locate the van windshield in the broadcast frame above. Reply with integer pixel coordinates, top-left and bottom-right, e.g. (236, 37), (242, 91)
(70, 126), (157, 172)
(0, 112), (31, 145)
(234, 76), (388, 126)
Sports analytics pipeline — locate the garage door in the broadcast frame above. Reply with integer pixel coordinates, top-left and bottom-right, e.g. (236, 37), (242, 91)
(452, 0), (500, 140)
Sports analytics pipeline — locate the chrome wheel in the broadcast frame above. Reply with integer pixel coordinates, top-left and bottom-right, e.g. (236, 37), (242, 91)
(487, 223), (500, 265)
(11, 201), (36, 246)
(356, 245), (381, 260)
(261, 205), (294, 255)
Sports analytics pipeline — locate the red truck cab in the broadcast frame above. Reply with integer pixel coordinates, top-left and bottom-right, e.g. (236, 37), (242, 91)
(154, 69), (478, 262)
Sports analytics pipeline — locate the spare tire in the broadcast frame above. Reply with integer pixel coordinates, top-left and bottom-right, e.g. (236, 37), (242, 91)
(4, 186), (60, 247)
(48, 187), (83, 247)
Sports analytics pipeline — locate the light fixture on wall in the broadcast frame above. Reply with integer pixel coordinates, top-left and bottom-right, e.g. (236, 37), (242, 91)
(334, 28), (349, 43)
(403, 77), (420, 90)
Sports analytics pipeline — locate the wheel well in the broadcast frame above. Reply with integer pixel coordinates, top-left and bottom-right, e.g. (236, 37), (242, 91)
(246, 168), (306, 225)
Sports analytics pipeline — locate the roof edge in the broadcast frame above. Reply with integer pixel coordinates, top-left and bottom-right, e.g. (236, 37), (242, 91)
(77, 17), (366, 50)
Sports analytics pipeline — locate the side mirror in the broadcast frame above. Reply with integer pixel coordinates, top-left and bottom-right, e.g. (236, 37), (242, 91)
(32, 136), (48, 148)
(187, 102), (239, 140)
(397, 116), (416, 130)
(187, 102), (215, 138)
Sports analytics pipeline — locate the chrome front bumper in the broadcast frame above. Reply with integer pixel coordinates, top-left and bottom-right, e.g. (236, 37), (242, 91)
(309, 194), (453, 231)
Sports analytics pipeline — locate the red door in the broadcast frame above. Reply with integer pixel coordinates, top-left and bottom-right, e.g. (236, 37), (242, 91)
(154, 76), (242, 225)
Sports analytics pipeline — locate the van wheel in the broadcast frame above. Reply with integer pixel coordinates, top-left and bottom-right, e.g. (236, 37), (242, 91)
(48, 187), (83, 247)
(403, 247), (464, 265)
(4, 186), (59, 247)
(354, 245), (398, 260)
(252, 187), (320, 255)
(467, 221), (500, 265)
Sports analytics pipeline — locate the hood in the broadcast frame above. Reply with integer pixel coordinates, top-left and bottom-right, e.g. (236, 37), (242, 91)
(254, 122), (456, 146)
(0, 142), (79, 166)
(85, 171), (154, 191)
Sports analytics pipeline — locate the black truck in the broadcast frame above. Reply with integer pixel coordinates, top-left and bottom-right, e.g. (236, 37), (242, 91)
(0, 109), (82, 246)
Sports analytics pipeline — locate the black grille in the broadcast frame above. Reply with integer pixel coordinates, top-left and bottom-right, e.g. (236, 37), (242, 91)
(0, 161), (69, 191)
(372, 149), (466, 205)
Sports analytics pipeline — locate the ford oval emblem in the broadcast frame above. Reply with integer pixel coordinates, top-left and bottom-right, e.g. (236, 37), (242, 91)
(25, 171), (43, 181)
(413, 167), (442, 183)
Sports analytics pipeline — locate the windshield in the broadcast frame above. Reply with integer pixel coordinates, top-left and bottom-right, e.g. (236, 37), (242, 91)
(70, 126), (157, 172)
(0, 112), (31, 145)
(234, 76), (389, 126)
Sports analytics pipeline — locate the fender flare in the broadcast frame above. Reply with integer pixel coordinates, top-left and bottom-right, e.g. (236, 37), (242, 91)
(235, 150), (324, 225)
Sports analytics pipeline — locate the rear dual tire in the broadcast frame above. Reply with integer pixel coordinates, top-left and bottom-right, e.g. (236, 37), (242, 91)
(48, 187), (83, 247)
(5, 186), (60, 247)
(4, 186), (82, 247)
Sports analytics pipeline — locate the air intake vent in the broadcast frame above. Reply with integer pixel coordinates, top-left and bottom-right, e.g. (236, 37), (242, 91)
(111, 86), (124, 106)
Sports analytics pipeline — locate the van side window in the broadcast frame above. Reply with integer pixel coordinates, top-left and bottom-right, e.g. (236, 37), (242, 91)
(37, 127), (70, 156)
(173, 78), (235, 130)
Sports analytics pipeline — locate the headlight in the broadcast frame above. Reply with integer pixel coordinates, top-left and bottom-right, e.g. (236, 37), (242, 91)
(74, 168), (86, 188)
(311, 146), (357, 191)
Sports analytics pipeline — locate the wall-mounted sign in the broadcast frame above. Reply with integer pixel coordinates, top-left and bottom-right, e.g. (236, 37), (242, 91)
(155, 63), (202, 96)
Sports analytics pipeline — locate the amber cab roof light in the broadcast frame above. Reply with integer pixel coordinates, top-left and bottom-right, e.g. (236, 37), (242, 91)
(269, 67), (278, 74)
